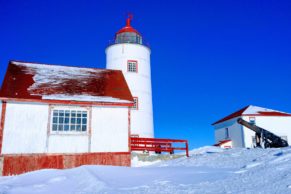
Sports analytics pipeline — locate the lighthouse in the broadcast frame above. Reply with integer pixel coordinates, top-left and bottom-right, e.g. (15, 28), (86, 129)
(106, 16), (154, 138)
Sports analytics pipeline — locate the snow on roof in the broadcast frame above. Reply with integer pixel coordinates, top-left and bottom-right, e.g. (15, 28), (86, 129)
(0, 61), (133, 104)
(212, 105), (291, 125)
(243, 105), (288, 115)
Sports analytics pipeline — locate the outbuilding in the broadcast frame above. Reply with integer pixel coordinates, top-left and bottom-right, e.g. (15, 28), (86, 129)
(0, 61), (133, 175)
(213, 105), (291, 148)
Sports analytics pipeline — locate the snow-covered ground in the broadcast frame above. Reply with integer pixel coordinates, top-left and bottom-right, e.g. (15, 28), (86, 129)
(1, 146), (291, 194)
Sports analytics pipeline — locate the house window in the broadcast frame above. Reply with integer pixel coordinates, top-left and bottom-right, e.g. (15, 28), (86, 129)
(127, 60), (138, 73)
(225, 128), (229, 139)
(252, 136), (257, 147)
(132, 97), (138, 110)
(52, 109), (88, 132)
(249, 117), (256, 125)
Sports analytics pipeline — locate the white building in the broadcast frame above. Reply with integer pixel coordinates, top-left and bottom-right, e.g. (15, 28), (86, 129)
(0, 60), (134, 175)
(213, 105), (291, 148)
(106, 17), (154, 138)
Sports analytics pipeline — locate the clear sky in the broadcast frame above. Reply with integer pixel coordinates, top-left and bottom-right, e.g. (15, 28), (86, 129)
(0, 0), (291, 149)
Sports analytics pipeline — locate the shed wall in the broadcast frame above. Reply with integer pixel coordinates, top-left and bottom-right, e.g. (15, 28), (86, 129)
(2, 102), (130, 154)
(91, 107), (129, 152)
(2, 102), (48, 154)
(48, 135), (89, 153)
(214, 117), (244, 148)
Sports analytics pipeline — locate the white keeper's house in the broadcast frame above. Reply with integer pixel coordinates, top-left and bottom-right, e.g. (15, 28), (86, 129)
(213, 105), (291, 148)
(0, 16), (154, 175)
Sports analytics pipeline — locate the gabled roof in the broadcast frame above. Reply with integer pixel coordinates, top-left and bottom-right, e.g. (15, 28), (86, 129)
(212, 105), (291, 125)
(0, 61), (133, 105)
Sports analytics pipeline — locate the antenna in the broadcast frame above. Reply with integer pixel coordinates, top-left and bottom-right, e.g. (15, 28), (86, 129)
(126, 13), (133, 26)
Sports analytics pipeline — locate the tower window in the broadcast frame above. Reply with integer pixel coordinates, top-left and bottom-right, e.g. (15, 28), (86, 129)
(127, 60), (138, 73)
(132, 97), (138, 110)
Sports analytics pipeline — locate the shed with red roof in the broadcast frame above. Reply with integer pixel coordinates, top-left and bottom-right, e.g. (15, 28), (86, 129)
(212, 105), (291, 148)
(0, 61), (134, 175)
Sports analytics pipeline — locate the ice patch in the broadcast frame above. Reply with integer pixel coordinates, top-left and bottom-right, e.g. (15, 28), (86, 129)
(234, 169), (247, 174)
(131, 156), (161, 167)
(33, 184), (46, 188)
(189, 146), (224, 155)
(270, 152), (291, 164)
(243, 162), (262, 169)
(154, 180), (171, 185)
(47, 176), (66, 183)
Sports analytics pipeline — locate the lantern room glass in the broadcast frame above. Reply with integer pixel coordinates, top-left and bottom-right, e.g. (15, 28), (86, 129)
(115, 32), (142, 44)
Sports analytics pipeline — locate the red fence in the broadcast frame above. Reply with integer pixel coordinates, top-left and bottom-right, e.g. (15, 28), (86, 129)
(130, 137), (189, 157)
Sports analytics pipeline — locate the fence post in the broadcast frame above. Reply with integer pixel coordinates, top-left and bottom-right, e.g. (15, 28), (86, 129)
(185, 141), (189, 157)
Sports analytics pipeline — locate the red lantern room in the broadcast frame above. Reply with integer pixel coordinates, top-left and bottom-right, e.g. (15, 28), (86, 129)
(115, 15), (143, 44)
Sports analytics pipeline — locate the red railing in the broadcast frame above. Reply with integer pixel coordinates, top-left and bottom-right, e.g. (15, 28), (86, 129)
(130, 137), (189, 157)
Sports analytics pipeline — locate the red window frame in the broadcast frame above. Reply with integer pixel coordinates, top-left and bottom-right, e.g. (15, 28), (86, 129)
(127, 60), (138, 73)
(132, 97), (138, 110)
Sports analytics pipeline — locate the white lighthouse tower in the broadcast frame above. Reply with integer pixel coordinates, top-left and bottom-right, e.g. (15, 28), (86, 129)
(106, 16), (154, 138)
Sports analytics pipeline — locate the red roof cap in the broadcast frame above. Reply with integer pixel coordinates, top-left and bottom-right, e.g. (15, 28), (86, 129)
(116, 14), (141, 35)
(0, 61), (133, 105)
(212, 105), (291, 125)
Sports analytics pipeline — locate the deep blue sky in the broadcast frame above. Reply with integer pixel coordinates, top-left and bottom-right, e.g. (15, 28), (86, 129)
(0, 0), (291, 149)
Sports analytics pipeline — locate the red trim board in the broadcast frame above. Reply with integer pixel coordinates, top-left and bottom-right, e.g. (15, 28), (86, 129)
(0, 152), (131, 176)
(0, 101), (7, 154)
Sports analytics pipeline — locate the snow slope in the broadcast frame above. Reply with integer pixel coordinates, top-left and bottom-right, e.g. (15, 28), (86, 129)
(1, 146), (291, 194)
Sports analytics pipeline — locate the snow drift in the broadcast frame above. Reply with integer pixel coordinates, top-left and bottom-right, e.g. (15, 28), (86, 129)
(1, 146), (291, 194)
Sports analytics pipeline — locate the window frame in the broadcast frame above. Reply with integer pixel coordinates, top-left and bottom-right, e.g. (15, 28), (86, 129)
(251, 136), (256, 147)
(225, 128), (229, 139)
(127, 60), (138, 73)
(50, 106), (90, 135)
(132, 97), (138, 110)
(249, 117), (256, 125)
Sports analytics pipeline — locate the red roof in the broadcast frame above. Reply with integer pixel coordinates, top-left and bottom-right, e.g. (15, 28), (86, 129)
(214, 140), (232, 146)
(0, 61), (133, 105)
(212, 105), (291, 125)
(116, 17), (141, 36)
(212, 106), (249, 125)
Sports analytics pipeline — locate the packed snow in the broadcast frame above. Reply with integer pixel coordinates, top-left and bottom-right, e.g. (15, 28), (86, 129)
(42, 94), (132, 103)
(1, 146), (291, 193)
(12, 61), (131, 103)
(13, 61), (107, 88)
(244, 105), (290, 115)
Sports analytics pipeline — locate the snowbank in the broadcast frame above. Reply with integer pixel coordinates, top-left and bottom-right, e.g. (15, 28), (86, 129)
(1, 146), (291, 193)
